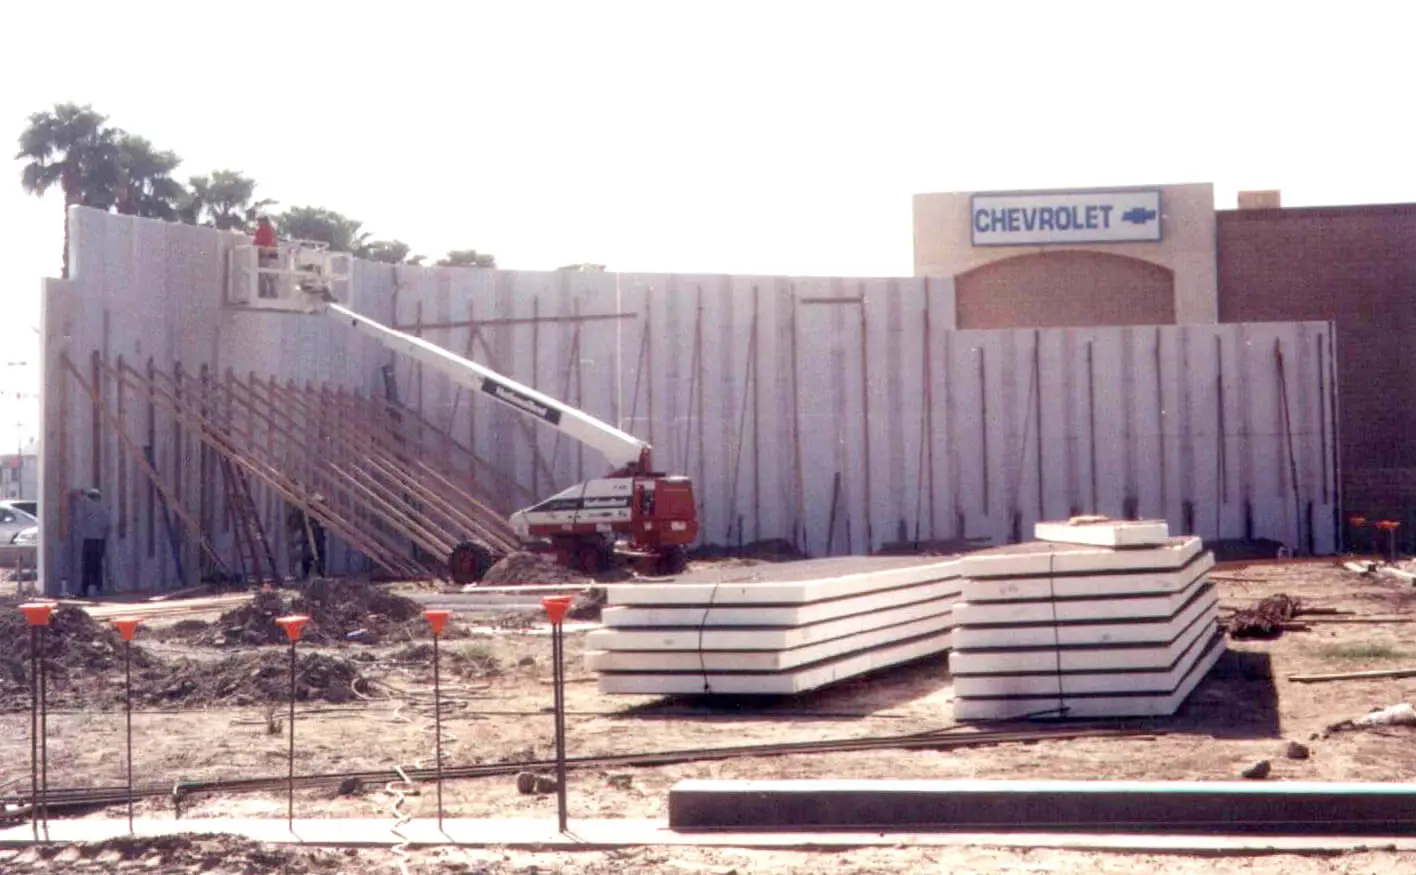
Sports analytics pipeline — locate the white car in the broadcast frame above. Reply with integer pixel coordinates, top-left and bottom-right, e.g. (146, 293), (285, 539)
(0, 502), (37, 569)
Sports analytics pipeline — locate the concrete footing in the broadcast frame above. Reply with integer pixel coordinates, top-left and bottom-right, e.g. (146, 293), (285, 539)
(667, 779), (1416, 835)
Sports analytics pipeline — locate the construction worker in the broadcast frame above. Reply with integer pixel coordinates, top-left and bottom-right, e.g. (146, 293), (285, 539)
(287, 500), (327, 579)
(253, 216), (279, 298)
(75, 488), (110, 598)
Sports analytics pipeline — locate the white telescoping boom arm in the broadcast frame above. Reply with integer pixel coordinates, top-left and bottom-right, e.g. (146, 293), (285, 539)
(326, 303), (652, 472)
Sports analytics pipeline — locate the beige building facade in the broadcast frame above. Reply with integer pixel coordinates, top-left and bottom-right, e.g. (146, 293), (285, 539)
(912, 183), (1219, 328)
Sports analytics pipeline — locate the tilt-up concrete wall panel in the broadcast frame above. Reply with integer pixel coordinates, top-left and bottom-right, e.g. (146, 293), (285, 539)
(41, 207), (1340, 595)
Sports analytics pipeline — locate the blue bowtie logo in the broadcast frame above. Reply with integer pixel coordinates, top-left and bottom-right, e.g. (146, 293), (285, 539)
(1121, 207), (1157, 225)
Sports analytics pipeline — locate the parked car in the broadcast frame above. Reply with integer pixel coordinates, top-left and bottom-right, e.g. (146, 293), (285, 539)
(0, 501), (38, 569)
(8, 500), (36, 518)
(0, 501), (36, 538)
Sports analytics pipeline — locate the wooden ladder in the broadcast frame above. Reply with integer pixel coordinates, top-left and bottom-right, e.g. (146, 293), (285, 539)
(220, 457), (278, 586)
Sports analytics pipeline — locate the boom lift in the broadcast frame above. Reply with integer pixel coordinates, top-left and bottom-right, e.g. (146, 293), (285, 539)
(227, 240), (699, 578)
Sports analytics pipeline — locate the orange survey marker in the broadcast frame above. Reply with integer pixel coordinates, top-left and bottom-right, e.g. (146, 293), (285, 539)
(542, 595), (574, 625)
(423, 609), (452, 636)
(19, 602), (55, 627)
(275, 615), (310, 642)
(112, 618), (142, 642)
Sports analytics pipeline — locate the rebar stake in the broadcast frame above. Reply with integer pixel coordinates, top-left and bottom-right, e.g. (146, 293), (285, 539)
(19, 602), (54, 842)
(28, 625), (36, 841)
(275, 615), (309, 832)
(423, 609), (452, 832)
(113, 618), (142, 834)
(542, 595), (574, 834)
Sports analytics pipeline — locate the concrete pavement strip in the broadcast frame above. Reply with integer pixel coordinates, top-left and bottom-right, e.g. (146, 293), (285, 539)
(2, 819), (1416, 853)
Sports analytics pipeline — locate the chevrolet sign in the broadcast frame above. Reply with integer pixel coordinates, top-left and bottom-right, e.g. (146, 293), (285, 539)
(971, 189), (1162, 246)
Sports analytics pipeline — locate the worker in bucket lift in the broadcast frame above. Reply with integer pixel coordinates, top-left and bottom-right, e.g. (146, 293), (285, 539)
(253, 215), (279, 298)
(75, 488), (110, 598)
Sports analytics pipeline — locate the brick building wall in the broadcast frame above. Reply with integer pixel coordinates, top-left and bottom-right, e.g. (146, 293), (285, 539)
(1217, 204), (1416, 528)
(956, 250), (1176, 329)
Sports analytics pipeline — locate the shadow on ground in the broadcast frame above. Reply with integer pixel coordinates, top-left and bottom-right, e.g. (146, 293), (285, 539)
(1163, 649), (1280, 739)
(614, 649), (1280, 741)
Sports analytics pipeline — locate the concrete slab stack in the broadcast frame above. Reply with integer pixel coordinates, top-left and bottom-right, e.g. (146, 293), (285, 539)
(949, 520), (1223, 720)
(585, 556), (962, 695)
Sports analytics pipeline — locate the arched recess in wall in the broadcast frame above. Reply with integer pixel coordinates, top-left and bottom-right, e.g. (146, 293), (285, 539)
(955, 250), (1176, 329)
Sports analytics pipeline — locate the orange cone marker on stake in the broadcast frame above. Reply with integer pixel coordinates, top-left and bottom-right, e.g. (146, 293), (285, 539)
(113, 618), (142, 834)
(542, 595), (575, 832)
(20, 602), (54, 841)
(424, 609), (453, 831)
(275, 615), (309, 831)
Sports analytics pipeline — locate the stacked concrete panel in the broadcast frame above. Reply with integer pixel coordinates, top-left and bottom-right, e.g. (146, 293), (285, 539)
(585, 556), (962, 695)
(949, 521), (1223, 720)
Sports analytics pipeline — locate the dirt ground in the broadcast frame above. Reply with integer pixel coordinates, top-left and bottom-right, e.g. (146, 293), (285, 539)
(4, 560), (1416, 872)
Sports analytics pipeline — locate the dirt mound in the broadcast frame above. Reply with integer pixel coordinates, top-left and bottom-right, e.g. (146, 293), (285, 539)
(482, 551), (593, 586)
(143, 650), (362, 705)
(291, 578), (427, 644)
(201, 581), (439, 646)
(203, 589), (290, 646)
(0, 605), (154, 696)
(0, 605), (362, 709)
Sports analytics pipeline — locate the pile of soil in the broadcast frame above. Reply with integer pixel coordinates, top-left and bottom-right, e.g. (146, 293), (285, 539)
(292, 578), (427, 644)
(201, 581), (439, 646)
(0, 605), (155, 700)
(144, 650), (362, 705)
(481, 551), (593, 586)
(202, 589), (290, 646)
(0, 605), (363, 708)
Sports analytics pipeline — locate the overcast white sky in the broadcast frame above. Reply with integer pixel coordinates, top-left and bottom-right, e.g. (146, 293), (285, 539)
(1, 0), (1413, 449)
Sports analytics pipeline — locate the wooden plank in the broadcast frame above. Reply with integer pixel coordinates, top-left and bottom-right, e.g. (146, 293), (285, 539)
(110, 359), (421, 578)
(314, 384), (517, 549)
(62, 356), (228, 574)
(1289, 667), (1416, 684)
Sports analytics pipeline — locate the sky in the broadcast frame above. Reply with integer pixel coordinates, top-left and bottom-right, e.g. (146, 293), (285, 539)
(2, 0), (1414, 449)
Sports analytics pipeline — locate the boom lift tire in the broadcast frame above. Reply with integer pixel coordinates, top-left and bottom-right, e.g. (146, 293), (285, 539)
(448, 541), (493, 584)
(655, 545), (687, 576)
(576, 540), (612, 574)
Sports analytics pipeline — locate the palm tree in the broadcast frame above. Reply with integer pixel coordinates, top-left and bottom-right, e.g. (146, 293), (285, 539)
(361, 239), (423, 264)
(276, 206), (367, 252)
(179, 170), (275, 232)
(437, 249), (496, 268)
(15, 103), (121, 278)
(112, 134), (185, 221)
